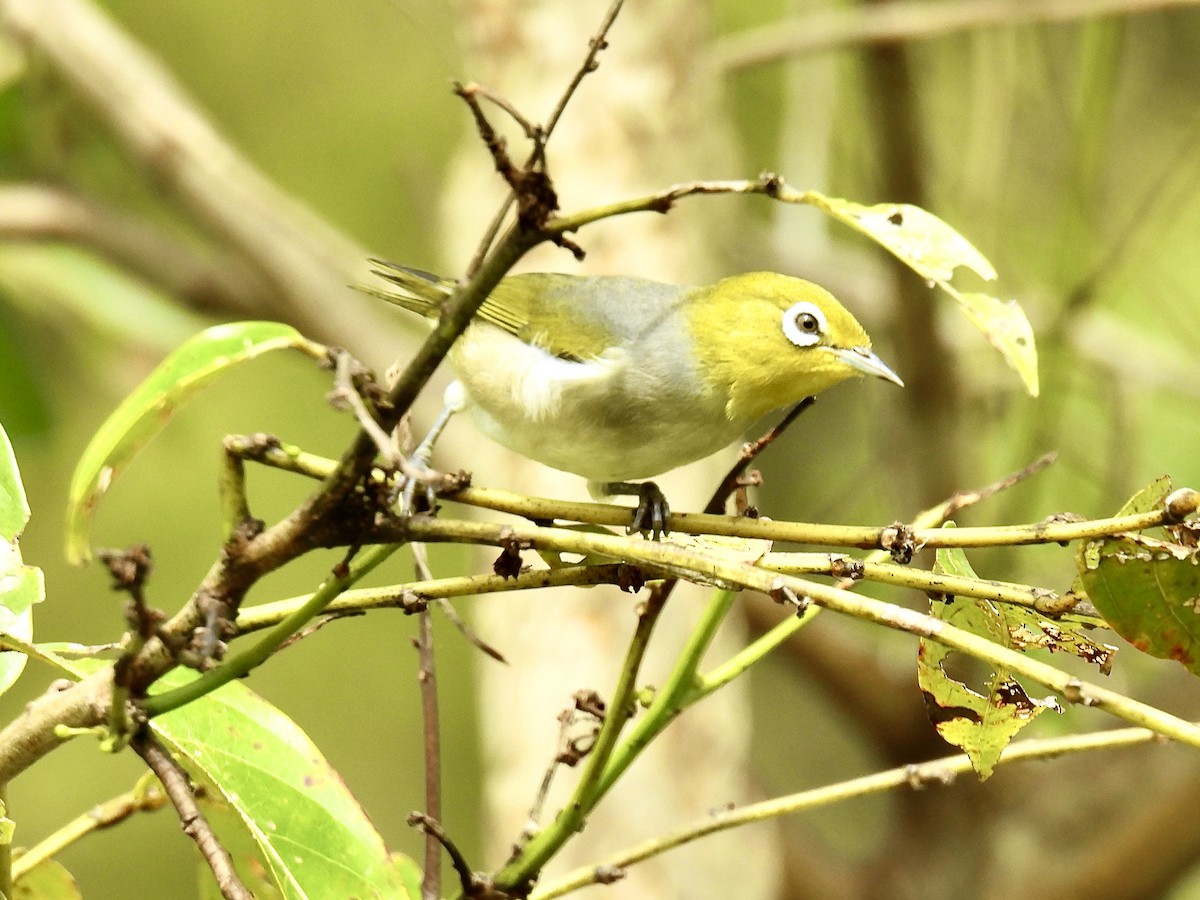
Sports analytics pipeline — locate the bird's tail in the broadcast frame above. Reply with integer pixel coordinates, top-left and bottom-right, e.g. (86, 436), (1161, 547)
(357, 259), (453, 316)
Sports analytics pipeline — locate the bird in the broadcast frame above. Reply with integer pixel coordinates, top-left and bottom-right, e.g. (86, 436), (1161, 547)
(361, 262), (903, 538)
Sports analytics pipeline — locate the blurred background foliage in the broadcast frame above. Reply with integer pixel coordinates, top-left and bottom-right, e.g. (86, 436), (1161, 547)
(2, 0), (1200, 898)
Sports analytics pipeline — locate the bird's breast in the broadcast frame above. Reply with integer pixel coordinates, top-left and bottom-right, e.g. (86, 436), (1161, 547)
(450, 322), (743, 482)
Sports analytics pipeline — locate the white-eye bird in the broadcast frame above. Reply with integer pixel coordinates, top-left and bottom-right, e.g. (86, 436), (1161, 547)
(363, 262), (903, 537)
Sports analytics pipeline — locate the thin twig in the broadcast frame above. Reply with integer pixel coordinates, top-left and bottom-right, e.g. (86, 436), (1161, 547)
(530, 723), (1174, 900)
(234, 564), (635, 634)
(939, 451), (1058, 520)
(447, 484), (1198, 550)
(407, 813), (478, 897)
(463, 0), (627, 275)
(435, 597), (508, 663)
(704, 397), (817, 516)
(133, 732), (250, 900)
(412, 544), (442, 900)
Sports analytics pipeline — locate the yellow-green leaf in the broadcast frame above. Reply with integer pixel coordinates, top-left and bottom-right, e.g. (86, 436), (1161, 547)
(955, 292), (1039, 397)
(806, 193), (997, 283)
(65, 322), (327, 563)
(14, 857), (82, 900)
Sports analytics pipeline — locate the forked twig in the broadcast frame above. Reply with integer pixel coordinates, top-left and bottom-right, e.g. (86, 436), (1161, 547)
(463, 0), (628, 275)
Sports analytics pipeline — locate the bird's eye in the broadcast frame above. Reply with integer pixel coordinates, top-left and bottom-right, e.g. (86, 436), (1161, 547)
(782, 301), (827, 348)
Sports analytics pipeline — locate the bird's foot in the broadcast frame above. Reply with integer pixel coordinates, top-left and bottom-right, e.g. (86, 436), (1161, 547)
(600, 481), (671, 541)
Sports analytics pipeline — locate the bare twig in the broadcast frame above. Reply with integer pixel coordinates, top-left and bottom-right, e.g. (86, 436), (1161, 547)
(407, 813), (480, 897)
(234, 564), (635, 634)
(939, 451), (1058, 520)
(704, 397), (817, 516)
(463, 0), (627, 275)
(434, 597), (507, 663)
(133, 732), (251, 900)
(716, 0), (1200, 71)
(412, 544), (442, 900)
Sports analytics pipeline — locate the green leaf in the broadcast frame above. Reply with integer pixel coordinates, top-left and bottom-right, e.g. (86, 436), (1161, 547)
(64, 322), (327, 563)
(1075, 475), (1173, 587)
(918, 536), (1058, 779)
(1079, 535), (1200, 675)
(151, 670), (415, 899)
(955, 292), (1039, 397)
(14, 857), (82, 900)
(0, 418), (30, 541)
(0, 421), (41, 695)
(805, 193), (997, 283)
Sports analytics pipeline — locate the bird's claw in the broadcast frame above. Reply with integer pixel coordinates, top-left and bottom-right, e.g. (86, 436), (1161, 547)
(629, 482), (671, 541)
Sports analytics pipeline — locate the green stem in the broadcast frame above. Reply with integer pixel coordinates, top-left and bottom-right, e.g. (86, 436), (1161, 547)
(450, 485), (1195, 549)
(593, 588), (739, 799)
(490, 586), (669, 894)
(141, 543), (401, 717)
(530, 723), (1166, 900)
(699, 604), (820, 697)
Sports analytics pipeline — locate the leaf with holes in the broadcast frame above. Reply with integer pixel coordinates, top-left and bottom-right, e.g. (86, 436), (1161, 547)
(805, 192), (1038, 396)
(64, 321), (326, 563)
(805, 193), (997, 284)
(1079, 534), (1200, 675)
(955, 292), (1039, 397)
(917, 536), (1058, 779)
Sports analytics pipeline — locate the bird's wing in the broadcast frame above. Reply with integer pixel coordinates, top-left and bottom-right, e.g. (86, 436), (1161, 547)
(364, 265), (624, 361)
(481, 274), (615, 361)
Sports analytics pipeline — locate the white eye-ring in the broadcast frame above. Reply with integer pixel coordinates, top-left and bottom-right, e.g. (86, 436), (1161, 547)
(782, 301), (826, 347)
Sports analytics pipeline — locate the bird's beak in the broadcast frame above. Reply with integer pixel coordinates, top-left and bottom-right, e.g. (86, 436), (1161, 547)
(833, 346), (904, 387)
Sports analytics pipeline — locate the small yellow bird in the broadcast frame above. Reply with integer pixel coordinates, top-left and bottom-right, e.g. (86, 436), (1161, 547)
(364, 262), (902, 537)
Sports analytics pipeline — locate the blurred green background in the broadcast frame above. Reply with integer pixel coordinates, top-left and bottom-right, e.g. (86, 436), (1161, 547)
(3, 0), (1200, 897)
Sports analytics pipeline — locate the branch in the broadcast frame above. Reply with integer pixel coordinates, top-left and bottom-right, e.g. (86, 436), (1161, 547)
(530, 724), (1173, 899)
(449, 484), (1197, 550)
(715, 0), (1200, 72)
(233, 565), (634, 633)
(464, 0), (627, 274)
(381, 515), (1200, 749)
(133, 732), (251, 900)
